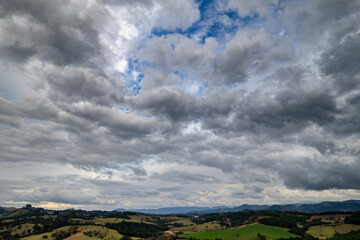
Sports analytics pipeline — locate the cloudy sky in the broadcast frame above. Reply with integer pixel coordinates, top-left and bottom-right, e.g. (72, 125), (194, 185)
(0, 0), (360, 210)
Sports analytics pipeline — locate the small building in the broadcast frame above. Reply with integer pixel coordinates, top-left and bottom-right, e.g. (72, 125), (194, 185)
(164, 230), (179, 236)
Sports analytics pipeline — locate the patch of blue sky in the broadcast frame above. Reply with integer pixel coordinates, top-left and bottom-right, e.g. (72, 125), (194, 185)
(122, 162), (141, 169)
(112, 105), (152, 119)
(173, 70), (197, 88)
(173, 70), (189, 81)
(274, 0), (286, 13)
(151, 0), (258, 45)
(125, 58), (143, 96)
(173, 69), (209, 96)
(113, 105), (130, 112)
(132, 0), (287, 97)
(195, 82), (209, 96)
(109, 162), (139, 171)
(256, 0), (290, 39)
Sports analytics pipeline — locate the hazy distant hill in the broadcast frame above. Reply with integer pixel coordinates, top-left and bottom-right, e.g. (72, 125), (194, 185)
(115, 200), (360, 215)
(0, 206), (16, 214)
(115, 206), (226, 215)
(266, 200), (360, 213)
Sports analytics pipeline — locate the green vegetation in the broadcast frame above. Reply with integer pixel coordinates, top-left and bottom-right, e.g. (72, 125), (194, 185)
(306, 225), (335, 239)
(106, 221), (167, 238)
(169, 220), (221, 234)
(23, 225), (123, 240)
(259, 217), (297, 229)
(306, 224), (360, 239)
(0, 206), (136, 239)
(183, 223), (299, 240)
(334, 224), (360, 234)
(344, 211), (360, 225)
(192, 211), (258, 228)
(328, 230), (360, 240)
(1, 205), (360, 240)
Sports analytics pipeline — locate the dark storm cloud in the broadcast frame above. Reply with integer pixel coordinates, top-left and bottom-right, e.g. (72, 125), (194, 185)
(136, 66), (338, 138)
(0, 0), (104, 66)
(231, 186), (264, 199)
(283, 0), (360, 40)
(138, 30), (295, 87)
(127, 86), (198, 121)
(348, 94), (360, 106)
(67, 102), (158, 137)
(127, 166), (147, 176)
(243, 88), (337, 128)
(298, 137), (337, 155)
(46, 67), (125, 106)
(127, 86), (247, 130)
(279, 158), (360, 190)
(313, 2), (360, 136)
(319, 32), (360, 93)
(214, 29), (272, 84)
(0, 42), (36, 63)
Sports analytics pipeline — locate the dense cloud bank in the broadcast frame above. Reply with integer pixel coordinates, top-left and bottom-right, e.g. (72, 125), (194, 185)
(0, 0), (359, 209)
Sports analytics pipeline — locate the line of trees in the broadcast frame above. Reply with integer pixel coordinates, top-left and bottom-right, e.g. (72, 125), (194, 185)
(345, 211), (360, 225)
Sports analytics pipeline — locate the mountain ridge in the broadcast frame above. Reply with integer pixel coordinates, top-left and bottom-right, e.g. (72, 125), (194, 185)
(114, 200), (360, 215)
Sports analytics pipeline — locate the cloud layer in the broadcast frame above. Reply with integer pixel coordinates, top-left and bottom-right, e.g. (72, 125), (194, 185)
(0, 0), (360, 210)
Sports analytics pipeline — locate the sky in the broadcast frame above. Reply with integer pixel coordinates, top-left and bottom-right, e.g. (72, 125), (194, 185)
(0, 0), (360, 211)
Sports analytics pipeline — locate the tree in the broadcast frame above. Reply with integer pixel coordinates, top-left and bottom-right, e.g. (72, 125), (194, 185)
(257, 233), (266, 240)
(121, 235), (132, 240)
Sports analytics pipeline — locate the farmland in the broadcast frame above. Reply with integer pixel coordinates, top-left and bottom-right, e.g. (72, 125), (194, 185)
(22, 225), (124, 240)
(0, 205), (360, 240)
(182, 223), (299, 240)
(306, 224), (360, 239)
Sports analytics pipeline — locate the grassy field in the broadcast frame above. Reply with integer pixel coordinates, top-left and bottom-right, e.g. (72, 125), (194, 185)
(69, 218), (91, 224)
(128, 214), (156, 224)
(306, 224), (360, 239)
(182, 223), (299, 240)
(308, 214), (350, 224)
(168, 217), (194, 226)
(10, 223), (36, 236)
(92, 217), (131, 225)
(333, 224), (360, 234)
(306, 226), (335, 239)
(91, 215), (155, 225)
(170, 220), (222, 234)
(22, 225), (123, 240)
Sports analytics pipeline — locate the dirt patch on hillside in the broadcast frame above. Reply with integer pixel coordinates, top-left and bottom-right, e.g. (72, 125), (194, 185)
(308, 214), (350, 223)
(64, 232), (84, 240)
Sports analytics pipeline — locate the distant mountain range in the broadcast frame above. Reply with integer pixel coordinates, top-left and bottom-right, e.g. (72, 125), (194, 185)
(115, 200), (360, 215)
(115, 206), (227, 215)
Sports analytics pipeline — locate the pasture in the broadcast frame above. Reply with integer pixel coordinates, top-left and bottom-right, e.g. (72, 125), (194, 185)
(22, 225), (123, 240)
(306, 224), (360, 239)
(182, 223), (299, 240)
(170, 220), (222, 234)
